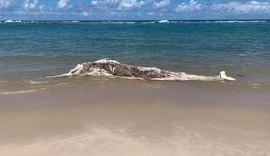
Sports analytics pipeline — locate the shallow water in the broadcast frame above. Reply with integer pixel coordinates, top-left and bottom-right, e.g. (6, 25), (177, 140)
(1, 20), (270, 93)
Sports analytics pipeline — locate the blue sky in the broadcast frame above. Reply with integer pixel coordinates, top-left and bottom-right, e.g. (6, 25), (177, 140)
(0, 0), (270, 20)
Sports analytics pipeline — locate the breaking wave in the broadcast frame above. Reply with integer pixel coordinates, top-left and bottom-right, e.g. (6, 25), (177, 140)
(47, 58), (236, 81)
(0, 89), (39, 95)
(1, 20), (267, 25)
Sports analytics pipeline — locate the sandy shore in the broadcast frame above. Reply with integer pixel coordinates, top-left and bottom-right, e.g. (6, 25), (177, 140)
(0, 80), (270, 156)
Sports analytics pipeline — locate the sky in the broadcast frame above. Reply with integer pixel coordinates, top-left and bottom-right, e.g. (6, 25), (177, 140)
(0, 0), (270, 20)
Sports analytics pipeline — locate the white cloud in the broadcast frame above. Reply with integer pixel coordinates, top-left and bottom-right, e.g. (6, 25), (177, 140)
(0, 0), (13, 8)
(147, 11), (154, 15)
(91, 0), (120, 7)
(91, 0), (98, 5)
(213, 1), (270, 14)
(89, 0), (146, 11)
(1, 0), (269, 18)
(81, 11), (91, 16)
(57, 0), (69, 9)
(118, 0), (145, 10)
(176, 0), (270, 14)
(23, 0), (44, 10)
(176, 0), (202, 12)
(153, 0), (170, 10)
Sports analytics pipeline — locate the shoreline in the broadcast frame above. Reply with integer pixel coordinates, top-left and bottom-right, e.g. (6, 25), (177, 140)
(1, 81), (270, 155)
(1, 72), (270, 96)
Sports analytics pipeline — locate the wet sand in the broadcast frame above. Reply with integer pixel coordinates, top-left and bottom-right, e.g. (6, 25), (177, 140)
(0, 80), (270, 156)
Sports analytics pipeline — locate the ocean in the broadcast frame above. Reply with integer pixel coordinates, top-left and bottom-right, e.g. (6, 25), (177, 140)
(0, 20), (270, 94)
(2, 20), (270, 156)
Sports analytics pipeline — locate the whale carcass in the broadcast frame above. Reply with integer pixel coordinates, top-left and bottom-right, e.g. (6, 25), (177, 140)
(47, 58), (236, 81)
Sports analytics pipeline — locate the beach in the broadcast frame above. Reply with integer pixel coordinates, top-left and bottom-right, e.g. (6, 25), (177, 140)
(1, 80), (270, 156)
(1, 21), (270, 155)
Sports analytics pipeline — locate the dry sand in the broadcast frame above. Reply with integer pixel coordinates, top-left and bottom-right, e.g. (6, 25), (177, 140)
(0, 80), (270, 156)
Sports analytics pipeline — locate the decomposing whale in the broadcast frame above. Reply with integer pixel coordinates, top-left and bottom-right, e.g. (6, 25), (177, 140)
(47, 58), (236, 81)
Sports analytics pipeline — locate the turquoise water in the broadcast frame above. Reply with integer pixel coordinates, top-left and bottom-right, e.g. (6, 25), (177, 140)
(0, 20), (270, 93)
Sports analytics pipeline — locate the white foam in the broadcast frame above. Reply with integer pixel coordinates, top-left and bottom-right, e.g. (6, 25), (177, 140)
(158, 20), (170, 23)
(138, 67), (161, 73)
(28, 80), (48, 85)
(4, 20), (13, 23)
(0, 89), (38, 95)
(237, 54), (247, 56)
(4, 20), (22, 23)
(213, 20), (267, 23)
(94, 58), (120, 64)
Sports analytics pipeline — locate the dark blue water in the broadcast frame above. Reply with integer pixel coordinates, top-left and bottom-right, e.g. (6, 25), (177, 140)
(1, 21), (270, 93)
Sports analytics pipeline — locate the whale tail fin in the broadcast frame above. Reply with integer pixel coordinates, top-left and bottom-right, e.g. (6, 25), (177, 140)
(219, 71), (236, 81)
